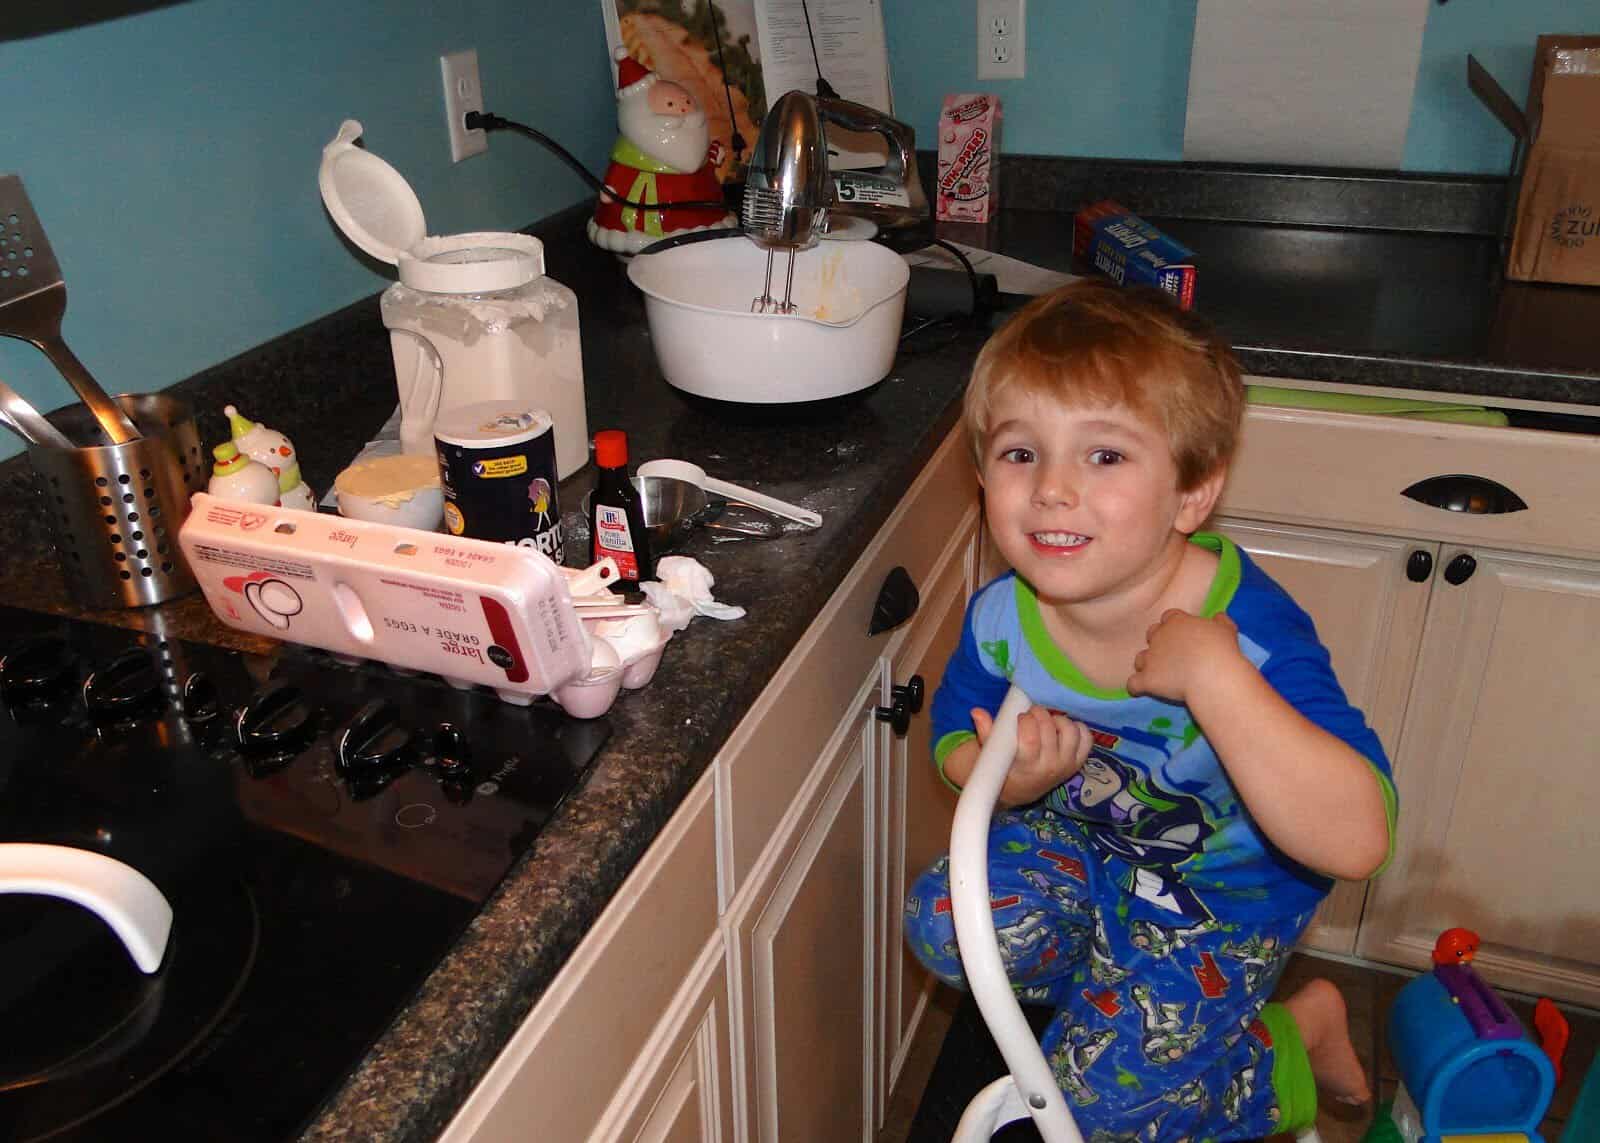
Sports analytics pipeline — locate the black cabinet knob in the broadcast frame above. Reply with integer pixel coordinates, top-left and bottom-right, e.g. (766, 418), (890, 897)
(1406, 550), (1434, 582)
(82, 648), (164, 721)
(875, 674), (926, 737)
(336, 699), (414, 775)
(869, 567), (920, 635)
(1443, 553), (1478, 585)
(236, 681), (314, 755)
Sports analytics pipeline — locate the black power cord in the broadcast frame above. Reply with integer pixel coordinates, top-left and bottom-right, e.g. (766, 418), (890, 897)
(466, 110), (730, 213)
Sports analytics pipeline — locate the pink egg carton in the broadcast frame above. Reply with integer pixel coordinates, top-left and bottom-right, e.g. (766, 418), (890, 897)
(179, 495), (590, 707)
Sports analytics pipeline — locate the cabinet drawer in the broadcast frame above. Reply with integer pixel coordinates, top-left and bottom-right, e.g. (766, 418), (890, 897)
(717, 426), (981, 896)
(441, 770), (718, 1143)
(1223, 404), (1600, 559)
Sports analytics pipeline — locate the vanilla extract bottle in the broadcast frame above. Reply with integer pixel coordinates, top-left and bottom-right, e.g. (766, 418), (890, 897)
(589, 430), (654, 591)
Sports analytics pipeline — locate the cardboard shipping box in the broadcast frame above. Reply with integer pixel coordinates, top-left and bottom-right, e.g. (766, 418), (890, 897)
(1506, 36), (1600, 286)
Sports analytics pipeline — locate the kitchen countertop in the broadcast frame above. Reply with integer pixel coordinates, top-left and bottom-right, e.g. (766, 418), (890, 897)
(2, 160), (1598, 1142)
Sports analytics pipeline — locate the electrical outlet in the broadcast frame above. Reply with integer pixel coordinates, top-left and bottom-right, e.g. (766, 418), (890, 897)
(977, 0), (1026, 80)
(441, 49), (488, 162)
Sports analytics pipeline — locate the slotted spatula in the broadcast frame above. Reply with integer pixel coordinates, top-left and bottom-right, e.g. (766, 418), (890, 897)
(0, 176), (139, 445)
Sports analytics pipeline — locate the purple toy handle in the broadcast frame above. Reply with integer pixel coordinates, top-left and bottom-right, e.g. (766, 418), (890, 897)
(1435, 963), (1520, 1041)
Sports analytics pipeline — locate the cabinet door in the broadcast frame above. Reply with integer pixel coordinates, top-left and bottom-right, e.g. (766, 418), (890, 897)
(1358, 547), (1600, 1006)
(591, 938), (735, 1143)
(728, 679), (878, 1143)
(878, 517), (974, 1115)
(1216, 519), (1433, 952)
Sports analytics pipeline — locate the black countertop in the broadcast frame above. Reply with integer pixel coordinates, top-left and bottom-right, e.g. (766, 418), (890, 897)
(2, 160), (1598, 1142)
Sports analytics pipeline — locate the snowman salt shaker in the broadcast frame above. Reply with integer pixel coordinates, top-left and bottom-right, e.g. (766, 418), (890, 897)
(225, 405), (315, 510)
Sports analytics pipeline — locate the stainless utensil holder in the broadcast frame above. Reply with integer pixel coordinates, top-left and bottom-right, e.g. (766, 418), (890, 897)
(27, 393), (204, 608)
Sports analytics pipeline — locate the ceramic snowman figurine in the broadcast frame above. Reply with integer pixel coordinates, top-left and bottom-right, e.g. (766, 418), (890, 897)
(225, 405), (315, 510)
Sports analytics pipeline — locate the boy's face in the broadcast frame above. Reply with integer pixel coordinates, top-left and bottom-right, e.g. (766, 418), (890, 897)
(979, 386), (1219, 610)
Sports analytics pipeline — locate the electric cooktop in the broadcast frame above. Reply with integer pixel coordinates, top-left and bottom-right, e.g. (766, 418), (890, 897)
(0, 605), (608, 1141)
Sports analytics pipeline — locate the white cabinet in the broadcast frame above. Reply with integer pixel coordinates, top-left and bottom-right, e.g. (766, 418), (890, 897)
(1221, 398), (1600, 1006)
(442, 426), (981, 1143)
(726, 689), (877, 1143)
(1355, 546), (1600, 1006)
(719, 428), (979, 1140)
(1214, 518), (1431, 953)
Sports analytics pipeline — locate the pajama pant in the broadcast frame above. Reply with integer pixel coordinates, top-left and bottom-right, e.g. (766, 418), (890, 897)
(903, 808), (1318, 1141)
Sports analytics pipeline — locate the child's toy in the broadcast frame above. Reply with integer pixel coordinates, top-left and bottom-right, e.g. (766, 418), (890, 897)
(1566, 1048), (1600, 1141)
(1366, 929), (1566, 1143)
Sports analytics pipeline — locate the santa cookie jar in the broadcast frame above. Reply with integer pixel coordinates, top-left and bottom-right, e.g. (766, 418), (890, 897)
(588, 47), (735, 255)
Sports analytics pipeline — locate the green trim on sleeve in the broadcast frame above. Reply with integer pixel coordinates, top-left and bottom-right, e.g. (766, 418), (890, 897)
(1370, 763), (1399, 877)
(934, 730), (976, 793)
(1259, 1001), (1317, 1133)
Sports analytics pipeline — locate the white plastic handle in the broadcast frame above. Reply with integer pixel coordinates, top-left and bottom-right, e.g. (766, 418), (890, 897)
(698, 475), (822, 529)
(0, 843), (174, 974)
(949, 685), (1086, 1143)
(636, 459), (822, 530)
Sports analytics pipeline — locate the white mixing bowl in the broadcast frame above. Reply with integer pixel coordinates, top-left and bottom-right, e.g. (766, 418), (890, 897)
(627, 235), (910, 404)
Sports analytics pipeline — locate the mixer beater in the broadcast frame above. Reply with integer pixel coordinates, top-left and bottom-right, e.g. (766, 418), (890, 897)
(741, 91), (832, 315)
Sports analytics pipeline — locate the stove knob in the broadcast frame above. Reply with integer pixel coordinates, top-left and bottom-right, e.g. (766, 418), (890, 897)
(0, 636), (78, 703)
(82, 648), (165, 721)
(235, 682), (315, 755)
(431, 723), (472, 779)
(181, 672), (223, 726)
(336, 699), (414, 775)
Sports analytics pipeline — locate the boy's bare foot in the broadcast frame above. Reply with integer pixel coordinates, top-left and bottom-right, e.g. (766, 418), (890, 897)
(1282, 977), (1370, 1105)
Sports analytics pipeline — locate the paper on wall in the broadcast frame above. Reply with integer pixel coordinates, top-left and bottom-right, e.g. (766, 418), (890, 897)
(1183, 0), (1429, 169)
(599, 1), (893, 174)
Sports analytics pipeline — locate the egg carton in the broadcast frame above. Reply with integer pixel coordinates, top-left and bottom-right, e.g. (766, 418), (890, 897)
(179, 495), (661, 718)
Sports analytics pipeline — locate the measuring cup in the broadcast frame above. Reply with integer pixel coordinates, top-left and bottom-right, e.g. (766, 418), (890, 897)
(636, 459), (822, 530)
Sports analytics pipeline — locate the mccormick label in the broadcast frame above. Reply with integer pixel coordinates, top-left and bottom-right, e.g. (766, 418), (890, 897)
(592, 505), (641, 580)
(937, 94), (1001, 223)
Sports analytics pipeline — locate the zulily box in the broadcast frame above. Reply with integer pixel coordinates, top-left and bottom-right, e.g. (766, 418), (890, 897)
(1475, 37), (1600, 286)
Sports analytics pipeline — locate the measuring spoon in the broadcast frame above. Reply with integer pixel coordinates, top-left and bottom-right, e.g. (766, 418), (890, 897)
(0, 376), (73, 448)
(637, 458), (822, 530)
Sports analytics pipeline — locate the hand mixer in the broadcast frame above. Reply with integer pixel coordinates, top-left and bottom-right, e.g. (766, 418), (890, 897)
(740, 89), (929, 315)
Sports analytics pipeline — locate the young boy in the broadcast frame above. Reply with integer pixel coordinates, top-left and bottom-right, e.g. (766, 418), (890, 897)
(904, 282), (1395, 1141)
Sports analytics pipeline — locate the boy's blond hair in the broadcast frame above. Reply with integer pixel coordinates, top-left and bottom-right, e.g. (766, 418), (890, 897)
(963, 282), (1244, 491)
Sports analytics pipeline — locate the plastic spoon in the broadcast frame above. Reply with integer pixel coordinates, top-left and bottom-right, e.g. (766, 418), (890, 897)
(0, 376), (73, 448)
(636, 458), (822, 530)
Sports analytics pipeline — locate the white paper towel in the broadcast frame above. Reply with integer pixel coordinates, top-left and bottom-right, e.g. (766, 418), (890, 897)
(1183, 0), (1430, 169)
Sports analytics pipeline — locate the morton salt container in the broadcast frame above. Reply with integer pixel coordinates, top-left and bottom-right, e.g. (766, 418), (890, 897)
(317, 120), (588, 478)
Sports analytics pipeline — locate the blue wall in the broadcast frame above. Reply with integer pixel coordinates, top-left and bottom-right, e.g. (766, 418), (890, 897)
(883, 0), (1596, 172)
(0, 0), (616, 460)
(5, 0), (1594, 463)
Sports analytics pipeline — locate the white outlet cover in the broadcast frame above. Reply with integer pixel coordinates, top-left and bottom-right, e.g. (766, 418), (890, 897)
(441, 49), (488, 162)
(977, 0), (1026, 80)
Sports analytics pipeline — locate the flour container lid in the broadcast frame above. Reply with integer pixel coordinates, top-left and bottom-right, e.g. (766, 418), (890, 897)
(433, 403), (554, 448)
(318, 119), (544, 294)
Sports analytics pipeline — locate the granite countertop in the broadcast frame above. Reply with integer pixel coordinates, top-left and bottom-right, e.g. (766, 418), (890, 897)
(3, 161), (1598, 1143)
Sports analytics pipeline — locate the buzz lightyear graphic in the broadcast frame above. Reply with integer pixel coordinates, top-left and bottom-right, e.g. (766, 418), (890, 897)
(1129, 982), (1206, 1064)
(1052, 750), (1215, 922)
(1128, 916), (1217, 959)
(1221, 1035), (1264, 1123)
(1218, 933), (1290, 995)
(1048, 1024), (1118, 1106)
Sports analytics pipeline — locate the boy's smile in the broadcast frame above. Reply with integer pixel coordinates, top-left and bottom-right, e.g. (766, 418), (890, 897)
(980, 388), (1219, 615)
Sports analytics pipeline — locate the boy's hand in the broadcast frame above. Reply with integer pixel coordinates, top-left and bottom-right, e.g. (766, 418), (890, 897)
(973, 704), (1090, 807)
(1127, 609), (1248, 705)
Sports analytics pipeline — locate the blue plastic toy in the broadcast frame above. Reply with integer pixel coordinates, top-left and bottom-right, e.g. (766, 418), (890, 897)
(1378, 929), (1562, 1143)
